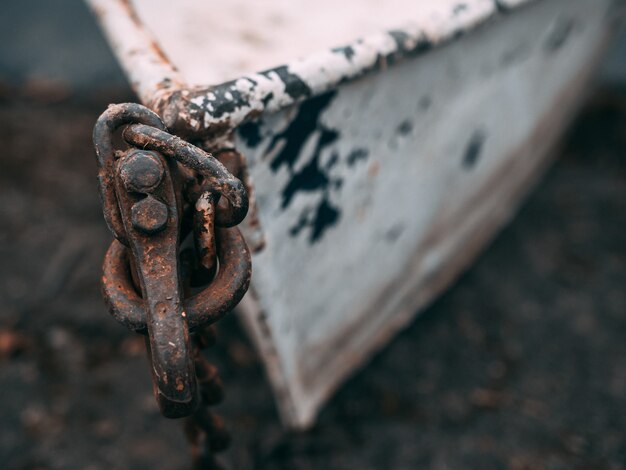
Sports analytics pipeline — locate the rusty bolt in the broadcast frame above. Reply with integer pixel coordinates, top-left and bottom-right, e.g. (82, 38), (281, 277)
(119, 150), (165, 193)
(131, 195), (168, 234)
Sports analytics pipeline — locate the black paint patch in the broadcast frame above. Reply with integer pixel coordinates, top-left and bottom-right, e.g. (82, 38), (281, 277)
(347, 148), (369, 166)
(281, 130), (339, 209)
(262, 92), (275, 107)
(463, 130), (486, 169)
(289, 199), (341, 243)
(332, 45), (356, 61)
(501, 43), (531, 66)
(545, 18), (575, 53)
(388, 30), (433, 60)
(244, 77), (258, 87)
(265, 91), (343, 242)
(397, 120), (414, 136)
(385, 223), (406, 243)
(388, 30), (412, 51)
(325, 152), (339, 170)
(201, 81), (251, 118)
(419, 96), (432, 110)
(493, 0), (510, 13)
(452, 29), (466, 41)
(289, 210), (311, 237)
(453, 3), (468, 15)
(260, 65), (312, 101)
(379, 29), (432, 70)
(238, 120), (263, 148)
(310, 199), (341, 242)
(268, 92), (337, 173)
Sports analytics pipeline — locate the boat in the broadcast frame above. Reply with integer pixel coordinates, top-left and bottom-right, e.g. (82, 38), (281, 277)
(87, 0), (623, 429)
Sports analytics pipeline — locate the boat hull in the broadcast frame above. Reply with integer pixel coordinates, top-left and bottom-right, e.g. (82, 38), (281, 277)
(234, 0), (619, 428)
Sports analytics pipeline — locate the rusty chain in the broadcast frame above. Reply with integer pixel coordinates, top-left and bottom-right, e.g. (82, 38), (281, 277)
(93, 103), (251, 468)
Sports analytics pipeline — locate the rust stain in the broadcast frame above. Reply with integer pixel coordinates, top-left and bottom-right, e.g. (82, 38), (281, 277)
(119, 0), (143, 28)
(149, 40), (174, 68)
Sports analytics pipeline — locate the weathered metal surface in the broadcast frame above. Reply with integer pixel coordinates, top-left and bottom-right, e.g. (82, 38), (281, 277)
(87, 0), (622, 430)
(233, 0), (619, 427)
(88, 0), (540, 137)
(93, 103), (252, 463)
(114, 147), (197, 417)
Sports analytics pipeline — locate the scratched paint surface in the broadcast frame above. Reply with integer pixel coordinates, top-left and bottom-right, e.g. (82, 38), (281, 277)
(235, 0), (616, 427)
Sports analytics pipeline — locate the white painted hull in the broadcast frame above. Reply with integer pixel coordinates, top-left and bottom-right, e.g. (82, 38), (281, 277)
(233, 0), (618, 428)
(89, 0), (622, 429)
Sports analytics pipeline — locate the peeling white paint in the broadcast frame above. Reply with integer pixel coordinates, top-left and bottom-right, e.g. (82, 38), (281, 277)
(88, 0), (537, 131)
(232, 0), (616, 428)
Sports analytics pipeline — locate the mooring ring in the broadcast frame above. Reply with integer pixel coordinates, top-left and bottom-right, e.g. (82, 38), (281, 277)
(102, 226), (252, 333)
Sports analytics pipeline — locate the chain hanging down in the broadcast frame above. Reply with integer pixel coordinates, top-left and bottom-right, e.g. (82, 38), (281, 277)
(92, 103), (251, 468)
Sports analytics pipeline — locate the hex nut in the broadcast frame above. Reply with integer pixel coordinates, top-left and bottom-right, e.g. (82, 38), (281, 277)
(119, 150), (165, 193)
(131, 195), (168, 234)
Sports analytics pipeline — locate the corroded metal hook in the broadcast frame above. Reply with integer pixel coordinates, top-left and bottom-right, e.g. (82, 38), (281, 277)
(113, 148), (197, 417)
(93, 103), (251, 421)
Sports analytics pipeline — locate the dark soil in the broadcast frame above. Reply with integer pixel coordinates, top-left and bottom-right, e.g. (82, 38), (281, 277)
(0, 87), (624, 470)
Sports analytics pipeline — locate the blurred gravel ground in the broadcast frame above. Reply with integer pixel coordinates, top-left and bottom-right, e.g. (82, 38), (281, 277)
(0, 85), (624, 470)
